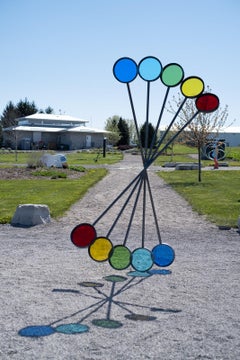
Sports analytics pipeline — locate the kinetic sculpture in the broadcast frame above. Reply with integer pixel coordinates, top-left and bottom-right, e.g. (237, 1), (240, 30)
(19, 57), (220, 337)
(70, 56), (219, 273)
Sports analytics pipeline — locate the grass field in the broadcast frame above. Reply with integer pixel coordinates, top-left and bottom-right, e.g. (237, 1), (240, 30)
(0, 150), (122, 224)
(158, 170), (240, 228)
(0, 168), (107, 224)
(1, 146), (240, 226)
(154, 144), (240, 167)
(0, 149), (123, 166)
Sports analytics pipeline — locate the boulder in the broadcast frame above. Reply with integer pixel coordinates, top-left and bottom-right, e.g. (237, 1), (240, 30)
(11, 204), (51, 227)
(175, 163), (199, 170)
(163, 162), (177, 168)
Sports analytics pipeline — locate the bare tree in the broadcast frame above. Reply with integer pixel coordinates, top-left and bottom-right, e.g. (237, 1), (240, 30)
(168, 87), (228, 182)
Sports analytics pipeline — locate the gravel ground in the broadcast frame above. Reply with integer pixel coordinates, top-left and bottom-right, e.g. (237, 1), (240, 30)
(0, 153), (240, 360)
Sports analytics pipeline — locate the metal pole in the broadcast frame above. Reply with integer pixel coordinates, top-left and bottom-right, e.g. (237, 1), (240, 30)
(103, 137), (106, 158)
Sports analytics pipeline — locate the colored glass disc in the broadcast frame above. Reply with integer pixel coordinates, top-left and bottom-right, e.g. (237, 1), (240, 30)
(70, 223), (96, 248)
(161, 63), (184, 87)
(109, 245), (131, 270)
(113, 57), (138, 83)
(131, 248), (153, 272)
(181, 76), (204, 98)
(89, 237), (113, 262)
(152, 244), (175, 267)
(196, 93), (219, 113)
(138, 56), (162, 81)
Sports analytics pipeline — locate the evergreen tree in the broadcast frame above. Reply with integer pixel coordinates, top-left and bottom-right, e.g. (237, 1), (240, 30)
(117, 117), (130, 146)
(16, 98), (38, 117)
(140, 122), (155, 148)
(1, 101), (18, 128)
(0, 98), (54, 148)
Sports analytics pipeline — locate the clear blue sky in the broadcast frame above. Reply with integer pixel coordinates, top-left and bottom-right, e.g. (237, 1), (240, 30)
(0, 0), (239, 129)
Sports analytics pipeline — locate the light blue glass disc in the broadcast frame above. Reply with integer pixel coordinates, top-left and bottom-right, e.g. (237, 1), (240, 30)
(138, 56), (162, 81)
(113, 57), (138, 83)
(152, 244), (175, 267)
(131, 248), (153, 272)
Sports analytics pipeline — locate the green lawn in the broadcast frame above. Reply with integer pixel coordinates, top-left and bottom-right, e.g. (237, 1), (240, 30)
(154, 145), (240, 167)
(0, 168), (107, 224)
(0, 149), (123, 166)
(1, 146), (240, 227)
(0, 150), (123, 224)
(158, 170), (240, 228)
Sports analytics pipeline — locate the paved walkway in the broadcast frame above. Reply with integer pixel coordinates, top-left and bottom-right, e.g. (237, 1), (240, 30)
(0, 153), (240, 360)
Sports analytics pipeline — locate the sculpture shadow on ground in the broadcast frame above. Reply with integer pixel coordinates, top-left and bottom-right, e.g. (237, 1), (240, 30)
(18, 270), (181, 337)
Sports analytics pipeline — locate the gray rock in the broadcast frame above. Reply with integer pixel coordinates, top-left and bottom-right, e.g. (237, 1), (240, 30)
(11, 204), (51, 227)
(175, 163), (199, 170)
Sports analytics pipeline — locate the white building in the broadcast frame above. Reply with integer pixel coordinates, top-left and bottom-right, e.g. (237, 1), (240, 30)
(3, 113), (109, 150)
(159, 125), (240, 148)
(215, 126), (240, 147)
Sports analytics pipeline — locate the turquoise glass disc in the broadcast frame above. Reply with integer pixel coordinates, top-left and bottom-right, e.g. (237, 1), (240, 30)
(131, 248), (153, 272)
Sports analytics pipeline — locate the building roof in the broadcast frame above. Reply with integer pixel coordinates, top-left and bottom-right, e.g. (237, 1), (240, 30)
(219, 126), (240, 134)
(159, 125), (240, 134)
(11, 125), (109, 134)
(16, 113), (89, 123)
(66, 126), (108, 134)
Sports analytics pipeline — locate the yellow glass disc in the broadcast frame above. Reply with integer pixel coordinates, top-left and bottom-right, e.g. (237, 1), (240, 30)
(181, 77), (204, 98)
(89, 237), (113, 262)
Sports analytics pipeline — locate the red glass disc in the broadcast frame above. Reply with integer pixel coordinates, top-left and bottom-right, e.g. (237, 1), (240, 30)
(70, 223), (96, 248)
(196, 93), (219, 113)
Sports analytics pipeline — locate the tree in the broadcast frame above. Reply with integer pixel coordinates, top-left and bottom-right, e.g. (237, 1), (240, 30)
(117, 117), (130, 146)
(39, 106), (54, 114)
(168, 88), (228, 182)
(126, 119), (138, 145)
(104, 115), (120, 145)
(16, 98), (38, 118)
(0, 101), (19, 149)
(1, 101), (18, 129)
(140, 122), (155, 149)
(0, 98), (54, 150)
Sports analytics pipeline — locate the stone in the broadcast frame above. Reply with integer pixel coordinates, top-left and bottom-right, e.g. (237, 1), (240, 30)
(11, 204), (51, 227)
(175, 163), (199, 170)
(163, 162), (177, 168)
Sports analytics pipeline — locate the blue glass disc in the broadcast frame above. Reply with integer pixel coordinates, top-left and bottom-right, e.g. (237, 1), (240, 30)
(131, 248), (153, 272)
(138, 56), (162, 81)
(113, 57), (138, 83)
(152, 244), (175, 267)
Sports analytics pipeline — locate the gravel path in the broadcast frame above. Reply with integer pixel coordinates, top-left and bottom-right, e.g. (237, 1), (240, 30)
(0, 153), (240, 360)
